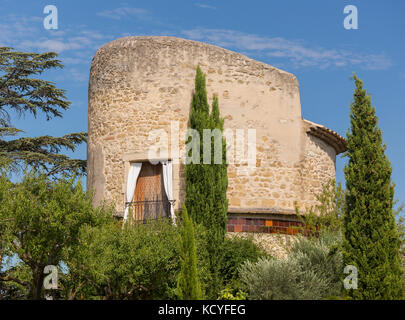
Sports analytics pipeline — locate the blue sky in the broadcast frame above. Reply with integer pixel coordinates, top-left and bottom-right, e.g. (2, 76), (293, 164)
(1, 0), (404, 209)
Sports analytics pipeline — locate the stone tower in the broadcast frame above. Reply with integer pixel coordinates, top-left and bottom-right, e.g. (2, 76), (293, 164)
(87, 36), (346, 234)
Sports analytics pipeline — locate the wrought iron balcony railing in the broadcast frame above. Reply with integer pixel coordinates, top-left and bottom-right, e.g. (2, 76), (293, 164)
(125, 200), (174, 222)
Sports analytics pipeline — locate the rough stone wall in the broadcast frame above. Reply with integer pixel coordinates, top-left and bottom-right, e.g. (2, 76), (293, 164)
(297, 134), (337, 210)
(87, 36), (337, 215)
(227, 232), (297, 260)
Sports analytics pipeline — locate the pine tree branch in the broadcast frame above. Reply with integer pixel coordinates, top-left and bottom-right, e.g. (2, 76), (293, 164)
(0, 47), (86, 176)
(0, 131), (87, 176)
(0, 47), (68, 123)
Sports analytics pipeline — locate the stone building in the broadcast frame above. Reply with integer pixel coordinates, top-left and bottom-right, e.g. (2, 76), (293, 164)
(87, 36), (346, 235)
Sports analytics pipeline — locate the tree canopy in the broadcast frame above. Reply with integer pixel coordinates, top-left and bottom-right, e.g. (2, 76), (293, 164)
(0, 47), (86, 177)
(343, 75), (403, 299)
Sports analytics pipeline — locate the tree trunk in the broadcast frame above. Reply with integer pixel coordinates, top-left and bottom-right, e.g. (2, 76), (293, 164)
(31, 266), (44, 300)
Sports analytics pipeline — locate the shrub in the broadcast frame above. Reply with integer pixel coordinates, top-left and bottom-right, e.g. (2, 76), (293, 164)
(219, 236), (268, 290)
(296, 179), (345, 238)
(218, 287), (247, 300)
(65, 219), (180, 300)
(176, 205), (202, 300)
(192, 230), (266, 299)
(239, 256), (303, 300)
(239, 232), (343, 300)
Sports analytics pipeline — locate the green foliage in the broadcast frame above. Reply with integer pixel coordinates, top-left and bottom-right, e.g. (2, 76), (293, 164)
(0, 260), (30, 299)
(210, 95), (228, 242)
(393, 204), (405, 296)
(218, 287), (247, 300)
(0, 47), (87, 177)
(65, 218), (180, 300)
(0, 170), (110, 299)
(185, 66), (228, 298)
(0, 167), (227, 300)
(296, 179), (345, 238)
(239, 232), (344, 300)
(343, 75), (403, 299)
(185, 66), (214, 230)
(186, 229), (266, 299)
(176, 205), (202, 300)
(189, 222), (211, 298)
(218, 236), (267, 293)
(394, 203), (405, 257)
(185, 66), (228, 230)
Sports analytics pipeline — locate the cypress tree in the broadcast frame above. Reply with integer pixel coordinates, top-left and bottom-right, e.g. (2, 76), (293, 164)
(209, 95), (228, 247)
(177, 205), (202, 300)
(185, 66), (228, 230)
(185, 65), (213, 226)
(185, 66), (228, 298)
(343, 75), (403, 299)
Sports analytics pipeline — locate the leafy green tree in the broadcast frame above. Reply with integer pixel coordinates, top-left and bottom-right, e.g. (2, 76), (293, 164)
(296, 179), (345, 238)
(0, 47), (86, 177)
(0, 170), (110, 299)
(64, 219), (180, 300)
(0, 264), (30, 300)
(343, 75), (403, 299)
(185, 66), (228, 298)
(177, 205), (202, 300)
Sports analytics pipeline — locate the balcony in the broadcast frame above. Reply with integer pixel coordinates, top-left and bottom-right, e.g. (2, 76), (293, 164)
(125, 199), (174, 222)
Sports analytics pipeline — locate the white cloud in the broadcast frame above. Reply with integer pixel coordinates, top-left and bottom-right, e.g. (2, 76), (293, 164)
(0, 14), (115, 82)
(67, 67), (88, 82)
(97, 7), (149, 20)
(79, 30), (110, 40)
(195, 3), (216, 10)
(0, 14), (112, 53)
(19, 39), (84, 52)
(181, 28), (392, 70)
(0, 16), (41, 47)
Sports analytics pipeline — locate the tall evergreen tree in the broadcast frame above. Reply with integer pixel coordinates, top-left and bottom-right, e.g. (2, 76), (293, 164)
(0, 47), (87, 177)
(185, 67), (228, 229)
(185, 66), (228, 298)
(185, 65), (212, 226)
(177, 205), (202, 300)
(343, 75), (403, 299)
(210, 95), (229, 241)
